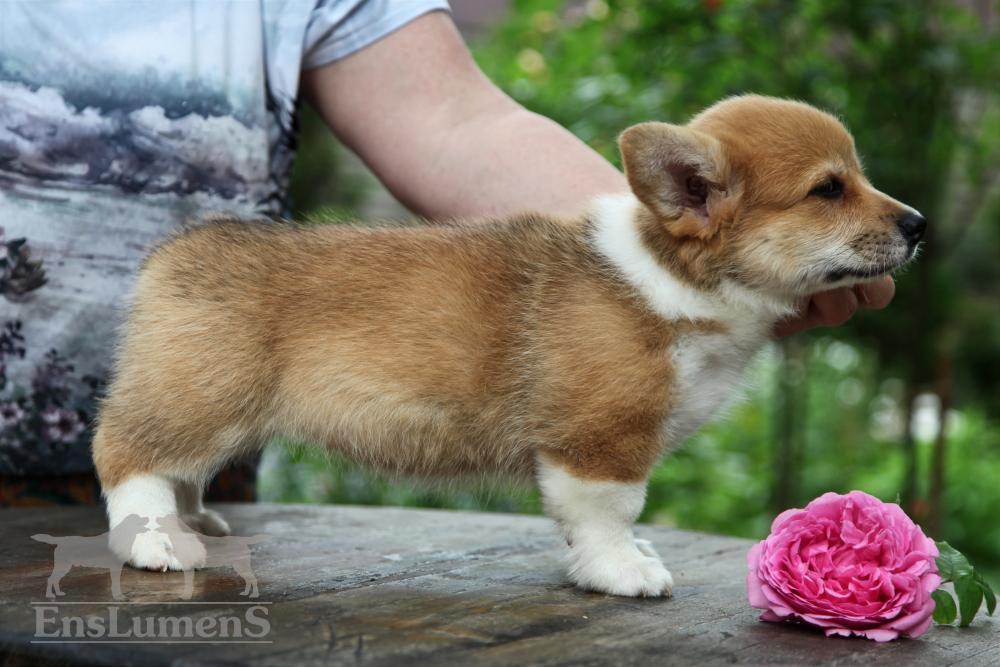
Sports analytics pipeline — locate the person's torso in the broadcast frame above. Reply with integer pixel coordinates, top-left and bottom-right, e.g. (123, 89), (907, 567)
(0, 0), (312, 474)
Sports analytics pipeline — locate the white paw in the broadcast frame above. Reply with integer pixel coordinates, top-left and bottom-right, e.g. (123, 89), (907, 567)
(182, 510), (231, 537)
(128, 530), (206, 572)
(568, 545), (674, 598)
(634, 538), (661, 559)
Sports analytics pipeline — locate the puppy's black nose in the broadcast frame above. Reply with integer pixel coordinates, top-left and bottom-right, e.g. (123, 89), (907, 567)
(897, 212), (926, 244)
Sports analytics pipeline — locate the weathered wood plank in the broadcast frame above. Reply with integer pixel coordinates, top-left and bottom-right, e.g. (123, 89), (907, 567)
(0, 504), (995, 666)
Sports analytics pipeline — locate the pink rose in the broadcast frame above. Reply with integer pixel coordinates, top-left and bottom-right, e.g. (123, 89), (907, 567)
(747, 490), (940, 642)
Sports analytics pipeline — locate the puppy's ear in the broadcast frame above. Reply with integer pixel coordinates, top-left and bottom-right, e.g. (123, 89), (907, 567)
(619, 122), (734, 239)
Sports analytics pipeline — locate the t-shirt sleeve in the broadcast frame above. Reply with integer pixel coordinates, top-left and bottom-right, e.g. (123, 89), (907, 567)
(302, 0), (451, 70)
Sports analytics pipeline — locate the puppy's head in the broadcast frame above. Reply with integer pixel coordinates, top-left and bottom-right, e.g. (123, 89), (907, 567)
(619, 95), (924, 298)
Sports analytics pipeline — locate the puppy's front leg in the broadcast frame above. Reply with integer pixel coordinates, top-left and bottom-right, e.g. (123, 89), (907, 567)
(537, 454), (673, 598)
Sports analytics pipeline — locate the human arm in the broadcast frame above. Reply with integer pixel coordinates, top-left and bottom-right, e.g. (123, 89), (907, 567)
(300, 11), (624, 219)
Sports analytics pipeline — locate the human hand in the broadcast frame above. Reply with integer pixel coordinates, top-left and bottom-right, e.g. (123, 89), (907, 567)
(773, 276), (895, 337)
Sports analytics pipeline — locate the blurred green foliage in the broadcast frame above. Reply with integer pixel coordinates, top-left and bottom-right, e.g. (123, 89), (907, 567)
(288, 106), (370, 219)
(275, 0), (999, 580)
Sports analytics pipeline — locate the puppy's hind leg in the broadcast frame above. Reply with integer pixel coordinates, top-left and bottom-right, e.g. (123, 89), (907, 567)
(103, 473), (204, 572)
(177, 481), (231, 537)
(94, 426), (209, 572)
(537, 452), (673, 598)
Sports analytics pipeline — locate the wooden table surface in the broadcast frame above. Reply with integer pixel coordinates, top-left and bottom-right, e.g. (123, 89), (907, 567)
(0, 503), (996, 666)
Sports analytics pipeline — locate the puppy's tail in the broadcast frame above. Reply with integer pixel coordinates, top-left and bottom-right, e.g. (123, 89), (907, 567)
(31, 534), (60, 545)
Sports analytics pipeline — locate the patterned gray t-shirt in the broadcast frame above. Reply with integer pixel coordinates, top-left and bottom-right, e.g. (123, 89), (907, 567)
(0, 0), (448, 475)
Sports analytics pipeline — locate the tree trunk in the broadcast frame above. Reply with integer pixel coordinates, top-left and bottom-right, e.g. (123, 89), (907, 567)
(772, 338), (807, 513)
(928, 353), (954, 535)
(900, 383), (920, 517)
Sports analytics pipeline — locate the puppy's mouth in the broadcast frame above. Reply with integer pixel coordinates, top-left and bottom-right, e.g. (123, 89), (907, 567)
(824, 263), (898, 283)
(823, 243), (919, 283)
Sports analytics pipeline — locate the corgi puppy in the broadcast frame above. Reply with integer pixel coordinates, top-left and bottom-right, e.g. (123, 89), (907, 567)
(93, 95), (924, 597)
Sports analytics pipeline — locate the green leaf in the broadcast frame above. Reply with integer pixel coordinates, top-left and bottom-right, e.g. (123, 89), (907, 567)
(932, 589), (958, 625)
(974, 571), (996, 616)
(955, 574), (984, 627)
(936, 541), (973, 582)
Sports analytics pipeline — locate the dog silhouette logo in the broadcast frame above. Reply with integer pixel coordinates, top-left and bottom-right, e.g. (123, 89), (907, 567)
(33, 514), (268, 600)
(154, 515), (268, 599)
(32, 514), (149, 600)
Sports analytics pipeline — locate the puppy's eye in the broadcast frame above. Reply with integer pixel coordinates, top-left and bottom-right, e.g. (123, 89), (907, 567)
(810, 177), (844, 199)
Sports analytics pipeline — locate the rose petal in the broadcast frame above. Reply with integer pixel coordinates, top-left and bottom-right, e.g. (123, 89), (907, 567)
(760, 609), (787, 623)
(859, 628), (899, 642)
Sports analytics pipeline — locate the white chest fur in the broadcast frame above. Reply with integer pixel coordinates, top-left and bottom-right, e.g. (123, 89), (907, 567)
(589, 194), (789, 446)
(663, 330), (763, 444)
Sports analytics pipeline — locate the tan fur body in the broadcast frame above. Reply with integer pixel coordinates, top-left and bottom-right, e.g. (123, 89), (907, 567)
(94, 215), (683, 487)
